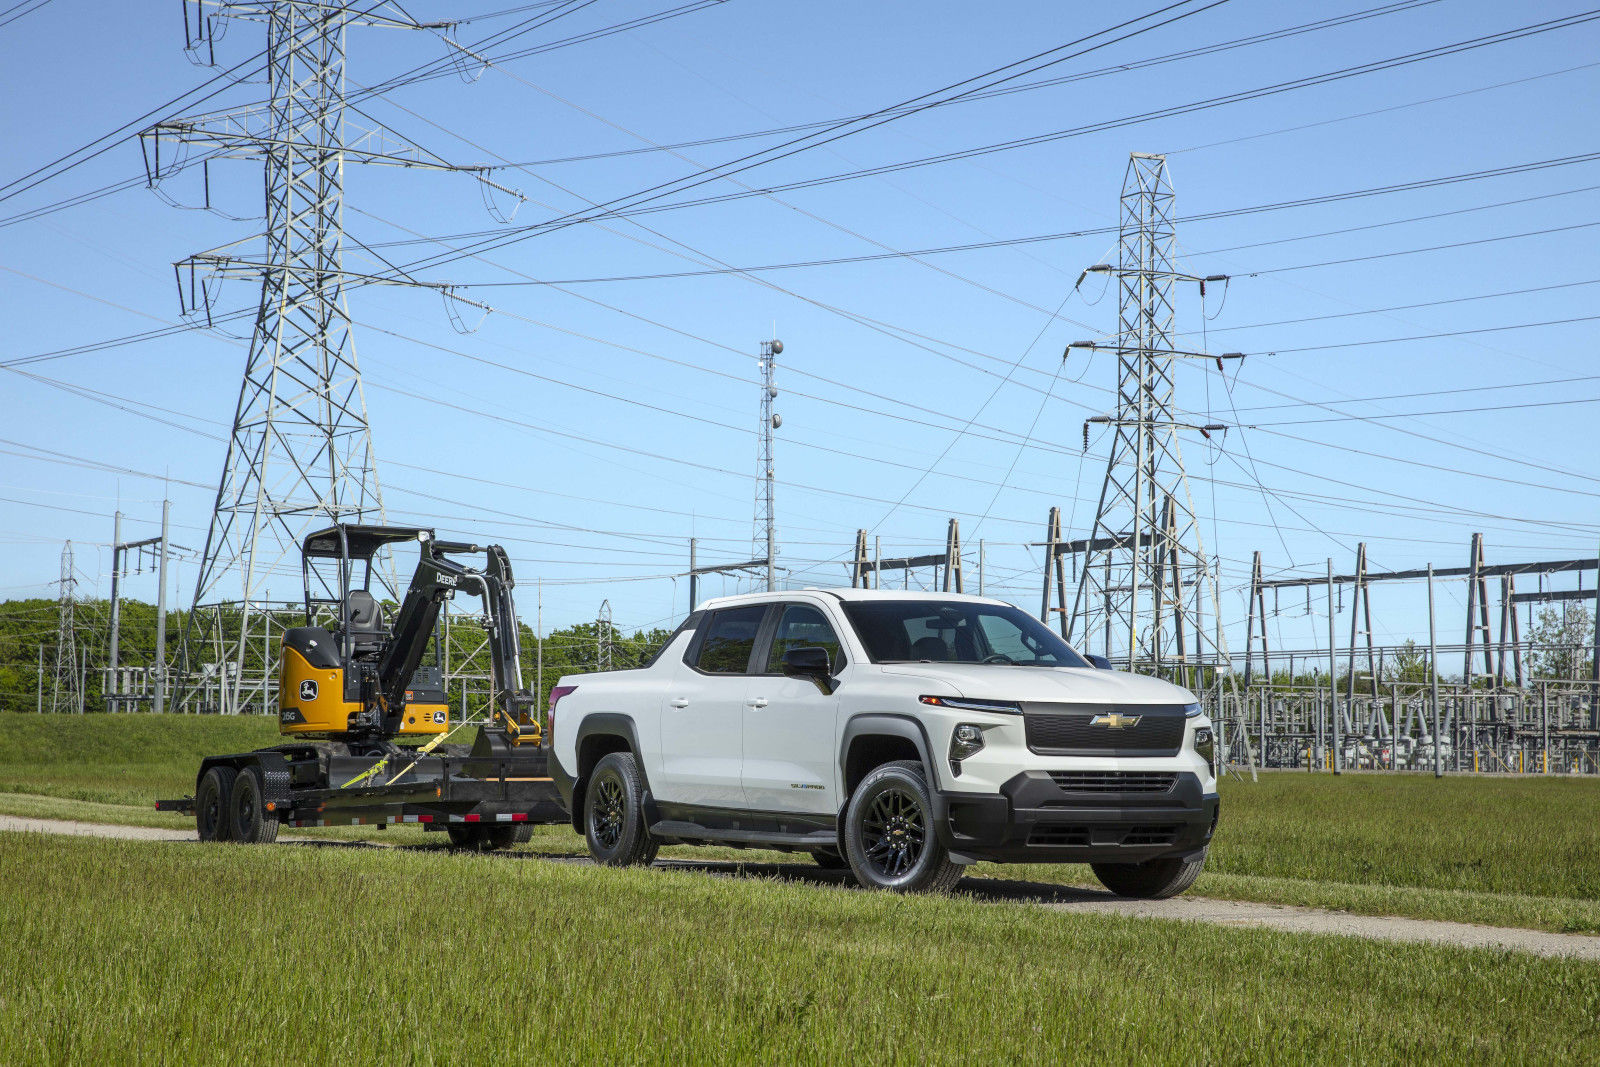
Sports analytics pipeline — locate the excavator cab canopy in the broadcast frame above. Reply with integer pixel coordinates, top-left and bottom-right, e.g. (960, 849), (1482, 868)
(299, 524), (435, 627)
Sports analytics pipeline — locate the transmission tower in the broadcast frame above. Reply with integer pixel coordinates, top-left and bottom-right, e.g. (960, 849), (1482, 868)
(754, 338), (783, 591)
(1064, 154), (1231, 680)
(596, 600), (614, 672)
(50, 542), (82, 714)
(147, 2), (501, 714)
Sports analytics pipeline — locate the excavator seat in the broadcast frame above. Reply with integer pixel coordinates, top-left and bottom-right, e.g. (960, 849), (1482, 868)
(343, 590), (387, 655)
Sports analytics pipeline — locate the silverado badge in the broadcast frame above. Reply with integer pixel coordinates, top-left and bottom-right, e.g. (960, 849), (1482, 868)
(1090, 712), (1141, 730)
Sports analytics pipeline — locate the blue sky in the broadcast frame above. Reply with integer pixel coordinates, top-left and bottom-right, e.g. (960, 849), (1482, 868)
(1, 0), (1597, 658)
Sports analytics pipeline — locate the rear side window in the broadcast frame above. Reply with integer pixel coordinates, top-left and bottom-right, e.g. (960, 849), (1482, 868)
(693, 605), (768, 674)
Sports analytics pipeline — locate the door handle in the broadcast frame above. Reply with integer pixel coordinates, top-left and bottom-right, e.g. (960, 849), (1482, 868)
(746, 697), (769, 709)
(669, 698), (690, 709)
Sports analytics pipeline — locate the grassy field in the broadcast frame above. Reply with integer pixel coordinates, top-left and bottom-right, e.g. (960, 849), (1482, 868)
(2, 833), (1598, 1065)
(2, 713), (1598, 931)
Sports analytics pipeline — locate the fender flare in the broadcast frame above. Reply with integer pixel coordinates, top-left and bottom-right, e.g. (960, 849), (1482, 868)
(567, 712), (649, 832)
(837, 713), (938, 791)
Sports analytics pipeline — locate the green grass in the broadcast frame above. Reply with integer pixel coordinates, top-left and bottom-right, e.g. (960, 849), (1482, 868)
(3, 713), (1598, 933)
(2, 833), (1598, 1065)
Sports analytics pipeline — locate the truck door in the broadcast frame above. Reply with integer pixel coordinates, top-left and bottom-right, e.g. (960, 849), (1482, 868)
(741, 602), (842, 816)
(652, 604), (769, 810)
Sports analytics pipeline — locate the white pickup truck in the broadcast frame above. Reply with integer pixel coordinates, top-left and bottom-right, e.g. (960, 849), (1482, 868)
(548, 588), (1218, 895)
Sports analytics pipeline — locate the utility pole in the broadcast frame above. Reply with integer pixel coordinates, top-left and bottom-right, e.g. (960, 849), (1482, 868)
(50, 542), (82, 714)
(1064, 154), (1232, 676)
(755, 339), (783, 591)
(152, 1), (496, 715)
(1428, 563), (1441, 778)
(108, 511), (122, 708)
(155, 499), (170, 714)
(36, 645), (43, 714)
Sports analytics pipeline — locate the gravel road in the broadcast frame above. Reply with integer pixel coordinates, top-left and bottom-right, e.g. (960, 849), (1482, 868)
(5, 814), (1597, 961)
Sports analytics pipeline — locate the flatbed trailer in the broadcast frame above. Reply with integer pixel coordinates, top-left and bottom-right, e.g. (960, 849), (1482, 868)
(157, 735), (569, 848)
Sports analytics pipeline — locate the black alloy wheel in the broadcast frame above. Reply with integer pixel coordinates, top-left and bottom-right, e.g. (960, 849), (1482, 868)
(861, 787), (926, 878)
(843, 760), (963, 893)
(590, 776), (625, 851)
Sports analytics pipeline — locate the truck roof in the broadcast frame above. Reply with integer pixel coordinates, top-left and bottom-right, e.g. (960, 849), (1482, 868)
(695, 587), (1012, 612)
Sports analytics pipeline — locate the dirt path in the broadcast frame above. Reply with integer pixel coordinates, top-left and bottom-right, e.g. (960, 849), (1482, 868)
(5, 814), (1599, 961)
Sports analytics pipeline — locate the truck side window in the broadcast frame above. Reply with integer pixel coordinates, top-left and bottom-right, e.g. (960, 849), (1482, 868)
(694, 605), (768, 674)
(765, 604), (843, 673)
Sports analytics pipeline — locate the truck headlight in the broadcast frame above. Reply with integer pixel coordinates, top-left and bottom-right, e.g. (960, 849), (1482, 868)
(949, 723), (985, 762)
(1193, 726), (1214, 765)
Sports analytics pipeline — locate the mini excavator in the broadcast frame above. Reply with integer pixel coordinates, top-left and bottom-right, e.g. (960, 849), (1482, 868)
(278, 524), (541, 753)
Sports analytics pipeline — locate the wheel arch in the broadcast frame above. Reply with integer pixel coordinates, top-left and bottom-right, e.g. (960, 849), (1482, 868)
(839, 714), (936, 800)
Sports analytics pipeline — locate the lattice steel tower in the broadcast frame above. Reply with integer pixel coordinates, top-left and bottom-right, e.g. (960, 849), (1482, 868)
(49, 542), (82, 714)
(1066, 154), (1224, 677)
(148, 2), (487, 713)
(754, 338), (782, 591)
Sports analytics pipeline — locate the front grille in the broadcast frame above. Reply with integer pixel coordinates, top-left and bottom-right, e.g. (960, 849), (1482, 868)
(1046, 771), (1177, 794)
(1024, 705), (1187, 756)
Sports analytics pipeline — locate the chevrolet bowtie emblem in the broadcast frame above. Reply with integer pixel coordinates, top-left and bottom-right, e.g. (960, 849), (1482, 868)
(1091, 712), (1141, 730)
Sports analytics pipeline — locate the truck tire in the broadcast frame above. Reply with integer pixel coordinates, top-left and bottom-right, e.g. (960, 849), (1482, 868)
(228, 767), (280, 844)
(1092, 848), (1207, 900)
(196, 765), (237, 843)
(583, 752), (659, 867)
(843, 760), (962, 894)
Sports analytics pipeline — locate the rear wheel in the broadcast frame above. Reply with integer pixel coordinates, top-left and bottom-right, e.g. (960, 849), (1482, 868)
(196, 765), (237, 843)
(228, 767), (279, 844)
(584, 752), (658, 867)
(843, 760), (962, 894)
(1092, 848), (1207, 899)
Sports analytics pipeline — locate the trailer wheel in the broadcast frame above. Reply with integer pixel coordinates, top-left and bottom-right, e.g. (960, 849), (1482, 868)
(584, 752), (658, 867)
(228, 767), (279, 845)
(811, 847), (850, 870)
(196, 765), (237, 843)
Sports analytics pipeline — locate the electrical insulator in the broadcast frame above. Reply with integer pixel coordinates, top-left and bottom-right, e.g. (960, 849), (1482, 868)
(1082, 422), (1089, 453)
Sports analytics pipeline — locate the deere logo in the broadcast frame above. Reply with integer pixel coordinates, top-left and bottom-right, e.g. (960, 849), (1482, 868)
(299, 680), (318, 701)
(1091, 712), (1141, 730)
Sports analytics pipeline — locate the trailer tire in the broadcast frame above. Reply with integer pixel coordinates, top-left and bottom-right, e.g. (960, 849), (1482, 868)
(196, 765), (237, 843)
(583, 752), (658, 867)
(228, 767), (279, 845)
(811, 847), (850, 870)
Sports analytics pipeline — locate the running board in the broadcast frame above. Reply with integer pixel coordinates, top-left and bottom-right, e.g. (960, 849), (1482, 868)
(648, 820), (837, 849)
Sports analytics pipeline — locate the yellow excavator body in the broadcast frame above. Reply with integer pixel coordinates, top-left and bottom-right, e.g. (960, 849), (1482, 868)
(278, 644), (448, 738)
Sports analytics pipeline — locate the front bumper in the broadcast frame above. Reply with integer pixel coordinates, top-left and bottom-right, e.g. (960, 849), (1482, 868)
(931, 770), (1218, 864)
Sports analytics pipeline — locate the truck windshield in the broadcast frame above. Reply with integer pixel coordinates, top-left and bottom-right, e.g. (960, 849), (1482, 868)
(841, 601), (1090, 668)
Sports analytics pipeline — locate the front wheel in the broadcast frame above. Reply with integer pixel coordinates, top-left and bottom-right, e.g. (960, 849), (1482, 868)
(583, 752), (659, 867)
(1092, 848), (1207, 899)
(843, 760), (962, 894)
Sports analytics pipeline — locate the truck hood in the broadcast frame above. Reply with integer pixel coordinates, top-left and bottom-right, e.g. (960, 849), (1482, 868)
(874, 663), (1197, 706)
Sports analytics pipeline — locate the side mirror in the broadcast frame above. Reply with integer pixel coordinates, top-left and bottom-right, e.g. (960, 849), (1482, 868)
(781, 646), (836, 694)
(1086, 653), (1113, 670)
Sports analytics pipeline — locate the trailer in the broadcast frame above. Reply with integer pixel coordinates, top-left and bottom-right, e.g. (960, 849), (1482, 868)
(157, 523), (569, 849)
